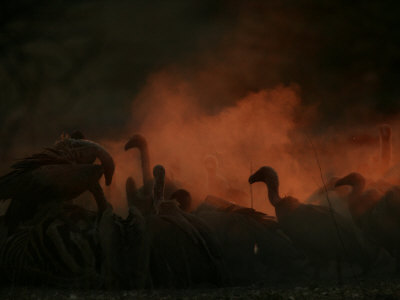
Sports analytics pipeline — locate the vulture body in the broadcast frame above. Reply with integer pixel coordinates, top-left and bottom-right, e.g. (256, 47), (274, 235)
(0, 137), (127, 288)
(89, 182), (149, 289)
(305, 176), (353, 221)
(124, 134), (179, 215)
(335, 172), (400, 273)
(249, 166), (373, 281)
(306, 125), (392, 218)
(0, 137), (115, 232)
(147, 165), (226, 287)
(127, 165), (227, 288)
(171, 191), (305, 284)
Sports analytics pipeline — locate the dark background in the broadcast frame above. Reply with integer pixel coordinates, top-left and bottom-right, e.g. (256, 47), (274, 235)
(1, 0), (400, 165)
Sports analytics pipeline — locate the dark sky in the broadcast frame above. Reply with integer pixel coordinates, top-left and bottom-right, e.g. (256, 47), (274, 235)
(1, 0), (400, 161)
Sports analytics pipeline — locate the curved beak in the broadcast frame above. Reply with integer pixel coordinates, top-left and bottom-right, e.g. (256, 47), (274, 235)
(248, 174), (257, 184)
(68, 139), (115, 186)
(124, 139), (135, 151)
(334, 175), (354, 188)
(334, 177), (348, 188)
(124, 134), (147, 151)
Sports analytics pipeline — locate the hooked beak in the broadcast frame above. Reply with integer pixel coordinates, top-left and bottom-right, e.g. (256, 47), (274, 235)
(124, 134), (147, 151)
(61, 138), (115, 186)
(248, 174), (257, 184)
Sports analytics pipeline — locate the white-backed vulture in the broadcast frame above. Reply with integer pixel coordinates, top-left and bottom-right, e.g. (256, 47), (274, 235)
(142, 165), (227, 288)
(335, 172), (400, 273)
(305, 176), (353, 221)
(124, 134), (179, 215)
(249, 166), (373, 282)
(170, 189), (305, 285)
(0, 136), (115, 231)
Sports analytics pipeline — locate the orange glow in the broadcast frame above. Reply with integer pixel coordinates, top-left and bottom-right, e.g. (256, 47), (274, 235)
(99, 71), (400, 217)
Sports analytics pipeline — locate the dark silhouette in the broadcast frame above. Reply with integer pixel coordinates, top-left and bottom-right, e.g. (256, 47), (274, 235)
(0, 137), (115, 231)
(124, 134), (179, 215)
(335, 172), (400, 273)
(249, 166), (372, 281)
(145, 165), (227, 288)
(170, 189), (305, 284)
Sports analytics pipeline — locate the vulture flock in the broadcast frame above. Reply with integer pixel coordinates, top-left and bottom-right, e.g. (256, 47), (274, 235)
(0, 125), (400, 290)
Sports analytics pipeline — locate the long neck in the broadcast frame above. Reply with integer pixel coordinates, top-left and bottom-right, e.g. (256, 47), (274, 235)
(90, 182), (111, 213)
(344, 179), (366, 219)
(139, 143), (151, 184)
(348, 180), (365, 200)
(153, 176), (165, 208)
(264, 179), (281, 207)
(126, 177), (137, 208)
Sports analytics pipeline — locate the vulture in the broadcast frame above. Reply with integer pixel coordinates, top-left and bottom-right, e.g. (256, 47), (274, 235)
(169, 189), (191, 212)
(305, 176), (353, 221)
(0, 136), (150, 289)
(124, 134), (179, 214)
(135, 165), (227, 288)
(306, 125), (393, 219)
(0, 137), (146, 288)
(249, 166), (373, 281)
(0, 136), (115, 231)
(88, 181), (149, 289)
(335, 172), (400, 273)
(171, 190), (305, 285)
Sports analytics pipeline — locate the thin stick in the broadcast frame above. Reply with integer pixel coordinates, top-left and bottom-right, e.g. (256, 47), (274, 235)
(306, 133), (358, 281)
(250, 162), (254, 209)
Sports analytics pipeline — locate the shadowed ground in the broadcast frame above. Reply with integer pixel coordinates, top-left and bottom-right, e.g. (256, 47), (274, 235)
(1, 279), (400, 300)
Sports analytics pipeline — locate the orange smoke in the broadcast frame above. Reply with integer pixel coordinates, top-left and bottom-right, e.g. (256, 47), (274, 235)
(99, 71), (400, 217)
(101, 71), (316, 215)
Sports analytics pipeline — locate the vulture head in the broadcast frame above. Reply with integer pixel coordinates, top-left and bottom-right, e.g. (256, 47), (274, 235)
(70, 130), (85, 140)
(53, 136), (115, 186)
(248, 166), (279, 187)
(124, 134), (148, 151)
(124, 133), (151, 184)
(249, 166), (281, 207)
(334, 172), (366, 192)
(153, 164), (165, 179)
(170, 189), (192, 212)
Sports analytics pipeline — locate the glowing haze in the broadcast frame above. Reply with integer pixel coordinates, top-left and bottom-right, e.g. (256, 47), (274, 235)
(102, 71), (319, 215)
(101, 68), (398, 216)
